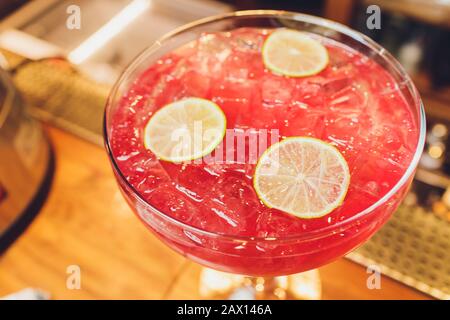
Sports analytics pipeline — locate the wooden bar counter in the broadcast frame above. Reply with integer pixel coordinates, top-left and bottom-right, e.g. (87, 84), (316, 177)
(0, 126), (431, 299)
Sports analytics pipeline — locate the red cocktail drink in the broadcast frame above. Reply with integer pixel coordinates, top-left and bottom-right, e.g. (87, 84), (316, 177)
(105, 12), (425, 278)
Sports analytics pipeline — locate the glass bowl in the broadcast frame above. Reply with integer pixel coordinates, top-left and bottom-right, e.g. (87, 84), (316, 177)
(104, 10), (425, 279)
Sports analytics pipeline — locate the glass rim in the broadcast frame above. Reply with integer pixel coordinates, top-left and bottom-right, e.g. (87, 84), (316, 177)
(104, 10), (426, 244)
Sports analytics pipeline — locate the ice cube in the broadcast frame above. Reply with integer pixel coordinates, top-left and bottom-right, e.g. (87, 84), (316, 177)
(175, 165), (219, 202)
(210, 79), (256, 126)
(256, 210), (305, 238)
(230, 28), (265, 53)
(192, 33), (231, 76)
(146, 184), (204, 227)
(262, 75), (294, 108)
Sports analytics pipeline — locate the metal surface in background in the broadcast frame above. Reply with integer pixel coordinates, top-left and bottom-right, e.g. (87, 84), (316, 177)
(15, 0), (232, 84)
(10, 56), (109, 145)
(348, 204), (450, 300)
(0, 0), (232, 144)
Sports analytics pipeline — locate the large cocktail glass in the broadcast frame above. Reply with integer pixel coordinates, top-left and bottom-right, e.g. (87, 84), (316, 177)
(104, 10), (425, 299)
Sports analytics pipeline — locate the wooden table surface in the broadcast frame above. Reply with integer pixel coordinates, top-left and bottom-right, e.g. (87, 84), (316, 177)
(0, 126), (431, 300)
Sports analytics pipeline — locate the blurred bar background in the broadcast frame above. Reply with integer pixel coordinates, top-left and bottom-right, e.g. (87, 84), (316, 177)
(0, 0), (449, 299)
